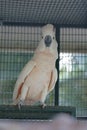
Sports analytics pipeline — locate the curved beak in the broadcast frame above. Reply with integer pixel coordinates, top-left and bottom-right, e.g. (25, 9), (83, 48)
(44, 35), (52, 47)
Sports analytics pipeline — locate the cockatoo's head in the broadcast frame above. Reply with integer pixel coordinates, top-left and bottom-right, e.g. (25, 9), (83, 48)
(35, 24), (58, 59)
(41, 24), (57, 48)
(42, 24), (55, 47)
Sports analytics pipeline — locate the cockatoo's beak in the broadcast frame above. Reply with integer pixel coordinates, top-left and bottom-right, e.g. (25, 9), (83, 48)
(44, 35), (52, 47)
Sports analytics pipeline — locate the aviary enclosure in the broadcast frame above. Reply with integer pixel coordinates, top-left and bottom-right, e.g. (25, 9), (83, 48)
(0, 0), (87, 119)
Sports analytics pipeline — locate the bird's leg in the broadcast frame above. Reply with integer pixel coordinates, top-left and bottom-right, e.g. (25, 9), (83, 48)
(40, 87), (48, 109)
(18, 99), (25, 110)
(18, 85), (28, 109)
(40, 102), (47, 109)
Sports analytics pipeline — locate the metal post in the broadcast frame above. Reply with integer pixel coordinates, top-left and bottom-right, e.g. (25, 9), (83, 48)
(55, 25), (60, 106)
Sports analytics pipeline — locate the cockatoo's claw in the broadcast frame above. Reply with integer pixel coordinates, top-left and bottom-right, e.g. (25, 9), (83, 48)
(41, 103), (46, 109)
(18, 99), (25, 110)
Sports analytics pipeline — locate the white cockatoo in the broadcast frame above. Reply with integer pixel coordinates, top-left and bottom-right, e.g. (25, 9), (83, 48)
(13, 24), (58, 108)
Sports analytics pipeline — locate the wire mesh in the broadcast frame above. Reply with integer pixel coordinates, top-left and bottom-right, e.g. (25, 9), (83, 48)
(59, 28), (87, 117)
(1, 24), (87, 118)
(0, 0), (87, 25)
(0, 24), (55, 106)
(0, 0), (87, 118)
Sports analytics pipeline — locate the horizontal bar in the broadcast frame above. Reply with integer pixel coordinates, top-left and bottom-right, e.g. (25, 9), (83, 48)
(1, 22), (87, 28)
(0, 105), (76, 120)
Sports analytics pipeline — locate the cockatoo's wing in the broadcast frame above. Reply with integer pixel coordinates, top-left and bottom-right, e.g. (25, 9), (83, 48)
(13, 60), (36, 101)
(48, 68), (57, 93)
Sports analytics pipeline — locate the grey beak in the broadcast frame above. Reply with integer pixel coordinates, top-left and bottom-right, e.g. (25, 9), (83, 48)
(44, 35), (52, 47)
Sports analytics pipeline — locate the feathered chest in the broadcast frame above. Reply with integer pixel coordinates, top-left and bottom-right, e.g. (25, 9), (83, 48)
(33, 52), (56, 71)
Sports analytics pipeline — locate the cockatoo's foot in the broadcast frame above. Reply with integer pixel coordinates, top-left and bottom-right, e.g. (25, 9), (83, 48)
(18, 99), (25, 110)
(41, 103), (46, 109)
